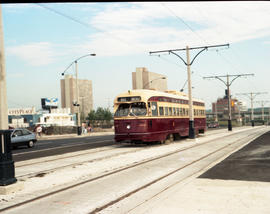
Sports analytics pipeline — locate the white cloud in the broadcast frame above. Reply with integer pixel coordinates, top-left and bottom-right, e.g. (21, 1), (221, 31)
(7, 42), (57, 66)
(80, 2), (270, 56)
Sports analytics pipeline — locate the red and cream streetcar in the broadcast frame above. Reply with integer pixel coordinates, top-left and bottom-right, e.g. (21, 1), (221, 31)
(114, 89), (206, 143)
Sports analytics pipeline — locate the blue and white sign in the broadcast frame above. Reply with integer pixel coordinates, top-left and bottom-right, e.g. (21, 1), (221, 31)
(45, 98), (58, 107)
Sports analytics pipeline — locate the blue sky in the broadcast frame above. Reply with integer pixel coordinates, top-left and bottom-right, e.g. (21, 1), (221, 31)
(2, 2), (270, 111)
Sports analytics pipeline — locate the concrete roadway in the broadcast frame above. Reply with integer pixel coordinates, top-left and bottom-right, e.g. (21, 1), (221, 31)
(12, 134), (115, 162)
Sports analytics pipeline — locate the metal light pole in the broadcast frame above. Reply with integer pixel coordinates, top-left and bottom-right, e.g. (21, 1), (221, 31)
(150, 43), (229, 139)
(0, 5), (17, 186)
(62, 53), (96, 135)
(226, 75), (232, 131)
(204, 73), (254, 131)
(237, 92), (268, 127)
(186, 46), (195, 138)
(143, 77), (166, 89)
(0, 6), (8, 130)
(255, 101), (269, 125)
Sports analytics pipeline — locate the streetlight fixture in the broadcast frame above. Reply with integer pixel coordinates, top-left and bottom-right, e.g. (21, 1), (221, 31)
(61, 53), (96, 135)
(143, 77), (166, 89)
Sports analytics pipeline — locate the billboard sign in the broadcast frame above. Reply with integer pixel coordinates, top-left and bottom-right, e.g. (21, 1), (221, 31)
(41, 98), (58, 110)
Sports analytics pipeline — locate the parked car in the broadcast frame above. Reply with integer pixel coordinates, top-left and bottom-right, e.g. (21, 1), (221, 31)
(10, 128), (37, 149)
(208, 122), (219, 128)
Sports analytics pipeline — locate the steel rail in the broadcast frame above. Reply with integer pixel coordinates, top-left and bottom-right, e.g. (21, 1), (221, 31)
(91, 129), (265, 213)
(0, 127), (264, 213)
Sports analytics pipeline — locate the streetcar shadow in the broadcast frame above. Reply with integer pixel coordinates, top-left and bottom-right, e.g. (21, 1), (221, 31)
(114, 134), (203, 148)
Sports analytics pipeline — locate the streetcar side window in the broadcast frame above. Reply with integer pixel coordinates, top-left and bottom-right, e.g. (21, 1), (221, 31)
(165, 107), (168, 116)
(173, 107), (176, 116)
(159, 106), (164, 116)
(169, 107), (172, 116)
(151, 102), (158, 116)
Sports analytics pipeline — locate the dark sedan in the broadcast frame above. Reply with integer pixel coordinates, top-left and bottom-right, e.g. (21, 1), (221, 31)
(11, 128), (37, 149)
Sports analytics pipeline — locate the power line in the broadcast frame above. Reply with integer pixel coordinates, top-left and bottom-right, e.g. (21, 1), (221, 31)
(160, 3), (246, 77)
(37, 3), (145, 53)
(38, 3), (192, 71)
(160, 3), (209, 46)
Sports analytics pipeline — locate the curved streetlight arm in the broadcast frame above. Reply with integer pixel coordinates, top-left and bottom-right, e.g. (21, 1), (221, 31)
(74, 53), (96, 63)
(62, 53), (96, 76)
(169, 51), (187, 66)
(229, 75), (241, 86)
(215, 76), (227, 87)
(190, 47), (207, 65)
(170, 48), (207, 66)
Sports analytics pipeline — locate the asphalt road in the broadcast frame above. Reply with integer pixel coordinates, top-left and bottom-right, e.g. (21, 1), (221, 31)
(199, 130), (270, 182)
(12, 135), (115, 162)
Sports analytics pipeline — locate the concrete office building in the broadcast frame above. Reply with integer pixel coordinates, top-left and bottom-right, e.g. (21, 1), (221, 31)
(60, 75), (93, 120)
(132, 67), (167, 91)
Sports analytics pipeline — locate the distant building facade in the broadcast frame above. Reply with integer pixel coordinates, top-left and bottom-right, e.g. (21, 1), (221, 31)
(132, 67), (167, 91)
(8, 107), (75, 128)
(37, 108), (75, 126)
(60, 75), (93, 119)
(8, 107), (40, 128)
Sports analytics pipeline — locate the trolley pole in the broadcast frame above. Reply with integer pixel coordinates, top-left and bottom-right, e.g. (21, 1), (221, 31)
(236, 92), (268, 127)
(150, 43), (229, 139)
(203, 73), (254, 131)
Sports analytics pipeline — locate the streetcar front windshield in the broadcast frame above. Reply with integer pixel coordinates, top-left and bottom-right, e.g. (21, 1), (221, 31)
(130, 102), (147, 116)
(115, 102), (147, 117)
(115, 103), (130, 117)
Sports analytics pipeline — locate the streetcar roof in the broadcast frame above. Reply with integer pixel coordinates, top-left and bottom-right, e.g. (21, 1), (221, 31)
(114, 89), (205, 104)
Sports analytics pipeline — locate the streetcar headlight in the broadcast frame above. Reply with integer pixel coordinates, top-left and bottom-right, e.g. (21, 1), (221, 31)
(127, 125), (131, 129)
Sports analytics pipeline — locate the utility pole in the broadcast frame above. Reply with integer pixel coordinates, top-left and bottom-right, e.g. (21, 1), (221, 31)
(255, 100), (269, 125)
(214, 102), (218, 122)
(236, 92), (268, 127)
(0, 6), (8, 130)
(203, 74), (254, 131)
(75, 60), (80, 133)
(0, 5), (17, 186)
(237, 101), (241, 126)
(150, 44), (229, 139)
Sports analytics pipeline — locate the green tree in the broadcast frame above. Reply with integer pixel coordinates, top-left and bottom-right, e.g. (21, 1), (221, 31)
(87, 110), (96, 124)
(87, 107), (113, 127)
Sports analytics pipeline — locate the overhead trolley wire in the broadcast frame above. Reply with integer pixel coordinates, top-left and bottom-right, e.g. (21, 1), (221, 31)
(37, 3), (147, 54)
(160, 2), (246, 77)
(37, 3), (190, 71)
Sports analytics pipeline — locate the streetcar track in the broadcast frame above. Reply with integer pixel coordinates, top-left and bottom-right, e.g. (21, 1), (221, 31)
(124, 131), (262, 214)
(16, 130), (239, 177)
(91, 130), (263, 214)
(16, 145), (162, 179)
(0, 127), (263, 213)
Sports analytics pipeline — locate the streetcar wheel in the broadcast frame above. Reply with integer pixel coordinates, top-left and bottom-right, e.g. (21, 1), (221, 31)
(160, 140), (166, 144)
(169, 134), (174, 142)
(28, 140), (35, 148)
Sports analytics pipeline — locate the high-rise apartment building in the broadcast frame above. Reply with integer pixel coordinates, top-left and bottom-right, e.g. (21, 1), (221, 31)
(60, 75), (93, 120)
(132, 67), (167, 91)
